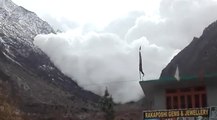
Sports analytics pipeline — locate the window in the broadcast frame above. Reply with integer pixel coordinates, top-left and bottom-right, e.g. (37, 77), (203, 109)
(166, 86), (207, 109)
(180, 96), (185, 108)
(166, 96), (172, 109)
(195, 94), (200, 108)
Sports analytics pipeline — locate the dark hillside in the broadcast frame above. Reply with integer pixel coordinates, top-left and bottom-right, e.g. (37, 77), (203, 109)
(160, 20), (217, 78)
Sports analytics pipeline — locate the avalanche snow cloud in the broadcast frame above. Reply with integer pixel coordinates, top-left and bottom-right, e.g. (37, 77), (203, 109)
(34, 32), (173, 103)
(32, 0), (217, 103)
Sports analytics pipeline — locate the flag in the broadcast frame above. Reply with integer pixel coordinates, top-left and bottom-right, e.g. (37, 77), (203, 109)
(174, 65), (180, 81)
(139, 46), (144, 78)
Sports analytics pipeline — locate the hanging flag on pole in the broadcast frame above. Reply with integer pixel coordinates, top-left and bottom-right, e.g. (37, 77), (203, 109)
(139, 46), (144, 80)
(174, 65), (180, 81)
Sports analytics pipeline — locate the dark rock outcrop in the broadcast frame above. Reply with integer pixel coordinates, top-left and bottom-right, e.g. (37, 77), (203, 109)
(160, 20), (217, 78)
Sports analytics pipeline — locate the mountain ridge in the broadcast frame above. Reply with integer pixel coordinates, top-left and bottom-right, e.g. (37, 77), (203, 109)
(160, 20), (217, 79)
(0, 0), (101, 119)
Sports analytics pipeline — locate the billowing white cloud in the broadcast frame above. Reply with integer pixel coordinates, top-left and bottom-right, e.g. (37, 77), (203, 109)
(12, 0), (160, 30)
(34, 32), (174, 103)
(26, 0), (217, 103)
(125, 0), (217, 49)
(103, 11), (144, 39)
(41, 15), (79, 31)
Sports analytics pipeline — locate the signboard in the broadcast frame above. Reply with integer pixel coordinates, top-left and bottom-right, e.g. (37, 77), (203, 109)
(143, 107), (213, 120)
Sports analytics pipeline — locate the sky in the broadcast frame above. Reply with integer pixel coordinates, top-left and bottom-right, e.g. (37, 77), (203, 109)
(13, 0), (217, 103)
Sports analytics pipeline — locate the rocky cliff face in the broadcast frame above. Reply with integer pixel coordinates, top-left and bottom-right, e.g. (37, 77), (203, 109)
(0, 0), (100, 119)
(160, 20), (217, 78)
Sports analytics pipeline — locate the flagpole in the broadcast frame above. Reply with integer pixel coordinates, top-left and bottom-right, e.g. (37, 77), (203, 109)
(139, 71), (141, 81)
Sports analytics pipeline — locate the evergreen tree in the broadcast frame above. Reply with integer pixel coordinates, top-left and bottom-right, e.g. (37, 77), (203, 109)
(99, 88), (115, 120)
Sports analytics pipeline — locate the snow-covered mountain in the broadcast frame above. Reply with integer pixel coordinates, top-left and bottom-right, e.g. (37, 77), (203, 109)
(0, 0), (100, 119)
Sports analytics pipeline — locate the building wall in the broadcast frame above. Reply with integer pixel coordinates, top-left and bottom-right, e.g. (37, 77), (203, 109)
(152, 81), (217, 109)
(206, 81), (217, 106)
(153, 88), (166, 109)
(141, 79), (217, 110)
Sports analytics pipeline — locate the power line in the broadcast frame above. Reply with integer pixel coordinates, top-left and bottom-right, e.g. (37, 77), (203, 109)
(80, 79), (140, 87)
